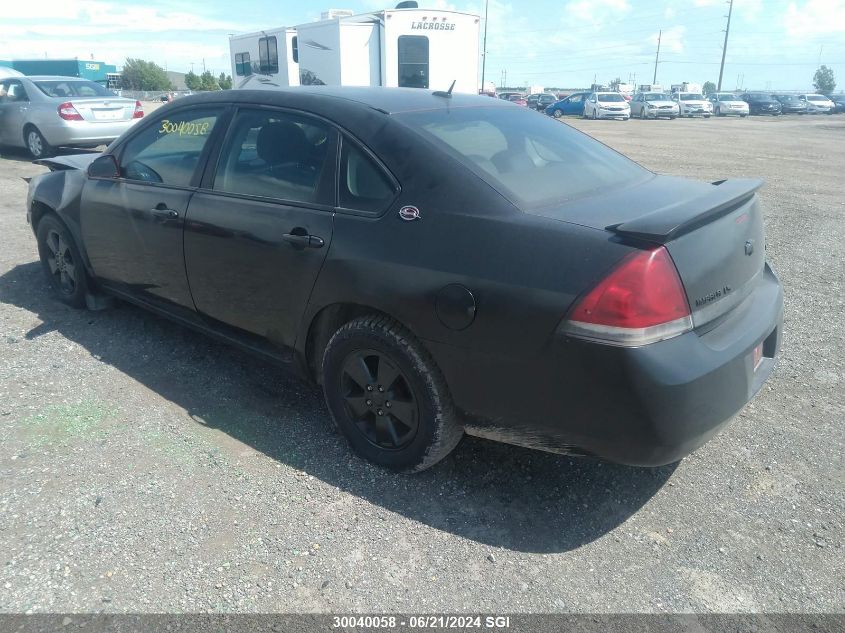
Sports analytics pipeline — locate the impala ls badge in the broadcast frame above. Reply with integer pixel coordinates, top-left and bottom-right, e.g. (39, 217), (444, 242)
(398, 206), (421, 221)
(745, 239), (754, 256)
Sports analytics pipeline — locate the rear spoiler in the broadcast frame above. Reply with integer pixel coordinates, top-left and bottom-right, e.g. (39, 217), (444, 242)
(606, 178), (764, 243)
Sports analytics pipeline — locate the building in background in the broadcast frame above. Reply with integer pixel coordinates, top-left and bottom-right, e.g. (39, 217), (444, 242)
(0, 59), (118, 86)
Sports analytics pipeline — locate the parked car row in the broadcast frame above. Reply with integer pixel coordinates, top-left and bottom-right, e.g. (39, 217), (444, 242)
(542, 89), (844, 120)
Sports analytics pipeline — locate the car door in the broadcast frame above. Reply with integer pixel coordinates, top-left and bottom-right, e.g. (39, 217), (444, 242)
(630, 94), (641, 116)
(182, 106), (338, 353)
(565, 93), (585, 115)
(80, 106), (228, 318)
(0, 79), (30, 146)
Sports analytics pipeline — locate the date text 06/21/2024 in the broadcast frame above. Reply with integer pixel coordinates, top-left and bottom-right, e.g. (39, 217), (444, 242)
(332, 615), (512, 629)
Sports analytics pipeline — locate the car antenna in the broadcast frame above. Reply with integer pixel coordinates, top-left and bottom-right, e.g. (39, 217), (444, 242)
(432, 80), (456, 98)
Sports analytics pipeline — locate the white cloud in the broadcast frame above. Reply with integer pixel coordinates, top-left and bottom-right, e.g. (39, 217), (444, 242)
(564, 0), (632, 24)
(785, 0), (845, 36)
(647, 25), (686, 54)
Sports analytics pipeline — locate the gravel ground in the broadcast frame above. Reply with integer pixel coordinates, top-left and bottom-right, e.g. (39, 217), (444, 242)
(0, 113), (842, 614)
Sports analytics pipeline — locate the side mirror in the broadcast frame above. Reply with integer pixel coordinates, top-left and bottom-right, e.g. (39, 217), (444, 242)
(88, 154), (119, 179)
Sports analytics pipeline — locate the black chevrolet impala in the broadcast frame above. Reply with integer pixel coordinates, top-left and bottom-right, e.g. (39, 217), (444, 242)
(25, 88), (783, 472)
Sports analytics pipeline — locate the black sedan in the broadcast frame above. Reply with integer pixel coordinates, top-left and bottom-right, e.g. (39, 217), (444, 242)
(741, 92), (782, 115)
(526, 93), (559, 111)
(773, 94), (808, 114)
(25, 88), (783, 473)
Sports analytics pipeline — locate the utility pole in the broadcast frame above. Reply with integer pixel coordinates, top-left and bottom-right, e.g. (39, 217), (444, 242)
(202, 58), (206, 73)
(717, 0), (734, 91)
(653, 30), (661, 85)
(480, 0), (489, 91)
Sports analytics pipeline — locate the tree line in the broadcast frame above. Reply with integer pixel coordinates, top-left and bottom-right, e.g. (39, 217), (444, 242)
(120, 58), (232, 92)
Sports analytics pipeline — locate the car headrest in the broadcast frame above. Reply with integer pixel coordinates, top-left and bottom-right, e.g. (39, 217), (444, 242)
(256, 121), (310, 166)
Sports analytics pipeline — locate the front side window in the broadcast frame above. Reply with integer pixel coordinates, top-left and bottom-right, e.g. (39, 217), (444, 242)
(213, 109), (334, 205)
(339, 141), (396, 213)
(397, 107), (649, 208)
(119, 108), (221, 187)
(398, 35), (429, 89)
(259, 36), (279, 73)
(0, 79), (28, 102)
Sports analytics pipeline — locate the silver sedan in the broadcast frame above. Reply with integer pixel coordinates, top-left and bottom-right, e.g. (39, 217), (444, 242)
(0, 75), (144, 158)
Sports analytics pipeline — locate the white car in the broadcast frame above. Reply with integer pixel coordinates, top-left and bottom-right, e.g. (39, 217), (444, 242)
(709, 93), (749, 117)
(629, 92), (679, 119)
(800, 94), (835, 114)
(583, 92), (630, 120)
(672, 92), (713, 118)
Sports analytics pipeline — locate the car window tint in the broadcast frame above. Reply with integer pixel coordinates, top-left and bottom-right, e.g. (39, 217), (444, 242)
(213, 109), (332, 204)
(339, 142), (395, 213)
(398, 107), (649, 208)
(119, 109), (221, 187)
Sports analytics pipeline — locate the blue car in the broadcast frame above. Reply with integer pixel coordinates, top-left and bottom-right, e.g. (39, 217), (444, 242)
(545, 92), (590, 118)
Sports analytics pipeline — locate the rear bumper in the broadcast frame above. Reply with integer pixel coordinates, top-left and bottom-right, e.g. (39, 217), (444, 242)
(439, 264), (783, 466)
(37, 118), (140, 147)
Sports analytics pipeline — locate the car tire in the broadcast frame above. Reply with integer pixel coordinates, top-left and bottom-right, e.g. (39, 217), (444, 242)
(704, 114), (711, 118)
(740, 114), (747, 118)
(36, 214), (89, 308)
(24, 125), (54, 160)
(553, 109), (563, 118)
(321, 315), (463, 473)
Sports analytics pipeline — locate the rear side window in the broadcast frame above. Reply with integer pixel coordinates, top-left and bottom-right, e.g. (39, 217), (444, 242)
(0, 79), (28, 102)
(213, 109), (334, 205)
(396, 107), (649, 208)
(119, 109), (222, 187)
(339, 142), (396, 213)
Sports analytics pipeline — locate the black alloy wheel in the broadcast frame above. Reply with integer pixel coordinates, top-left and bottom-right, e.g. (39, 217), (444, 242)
(322, 315), (463, 472)
(340, 349), (419, 451)
(36, 215), (88, 307)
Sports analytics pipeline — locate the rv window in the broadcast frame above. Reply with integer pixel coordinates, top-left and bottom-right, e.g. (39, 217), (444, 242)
(339, 142), (396, 213)
(292, 36), (299, 64)
(259, 36), (279, 74)
(398, 35), (429, 89)
(235, 53), (251, 77)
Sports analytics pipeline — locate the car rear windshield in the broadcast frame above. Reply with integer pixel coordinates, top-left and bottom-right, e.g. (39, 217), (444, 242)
(747, 93), (774, 100)
(679, 94), (704, 100)
(35, 80), (115, 98)
(395, 106), (649, 208)
(806, 95), (826, 101)
(597, 93), (625, 102)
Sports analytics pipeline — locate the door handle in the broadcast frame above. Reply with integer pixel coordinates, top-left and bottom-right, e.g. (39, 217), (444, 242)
(282, 231), (324, 249)
(150, 203), (179, 219)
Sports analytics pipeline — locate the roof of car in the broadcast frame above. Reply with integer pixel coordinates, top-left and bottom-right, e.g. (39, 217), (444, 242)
(176, 86), (515, 115)
(20, 75), (94, 81)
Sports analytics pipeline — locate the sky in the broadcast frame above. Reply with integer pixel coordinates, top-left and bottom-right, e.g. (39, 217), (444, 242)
(2, 0), (844, 91)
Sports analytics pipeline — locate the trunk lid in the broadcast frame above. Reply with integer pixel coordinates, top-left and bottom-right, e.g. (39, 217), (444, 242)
(530, 175), (766, 328)
(69, 97), (135, 122)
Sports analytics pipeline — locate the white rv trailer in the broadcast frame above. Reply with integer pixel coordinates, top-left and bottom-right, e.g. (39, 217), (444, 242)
(229, 27), (300, 90)
(229, 5), (480, 94)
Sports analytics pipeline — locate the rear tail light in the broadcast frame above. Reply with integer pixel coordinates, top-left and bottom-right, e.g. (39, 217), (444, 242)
(57, 102), (83, 121)
(133, 100), (144, 118)
(561, 246), (692, 346)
